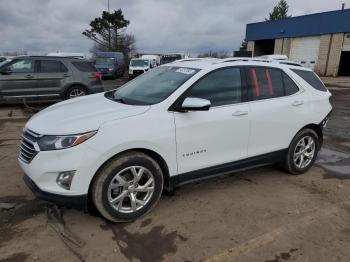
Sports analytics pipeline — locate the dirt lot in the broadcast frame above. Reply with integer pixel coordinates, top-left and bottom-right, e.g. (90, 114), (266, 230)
(0, 80), (350, 262)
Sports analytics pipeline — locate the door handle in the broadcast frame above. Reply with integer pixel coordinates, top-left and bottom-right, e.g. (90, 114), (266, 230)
(292, 100), (304, 106)
(25, 75), (34, 79)
(62, 74), (70, 77)
(232, 110), (248, 116)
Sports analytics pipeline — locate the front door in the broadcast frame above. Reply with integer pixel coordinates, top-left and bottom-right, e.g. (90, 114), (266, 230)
(0, 58), (37, 102)
(174, 67), (250, 175)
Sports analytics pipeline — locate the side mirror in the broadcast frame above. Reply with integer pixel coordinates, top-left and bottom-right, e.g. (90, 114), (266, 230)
(180, 97), (211, 112)
(0, 67), (11, 75)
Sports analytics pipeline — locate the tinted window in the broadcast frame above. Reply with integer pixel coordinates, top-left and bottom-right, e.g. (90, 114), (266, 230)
(186, 68), (242, 107)
(247, 67), (284, 100)
(292, 69), (327, 92)
(72, 61), (96, 72)
(283, 72), (299, 95)
(8, 59), (34, 73)
(40, 60), (68, 73)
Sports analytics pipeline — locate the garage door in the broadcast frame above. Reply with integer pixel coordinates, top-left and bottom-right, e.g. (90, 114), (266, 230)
(290, 36), (321, 70)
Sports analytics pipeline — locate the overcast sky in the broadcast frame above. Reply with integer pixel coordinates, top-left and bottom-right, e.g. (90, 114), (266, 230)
(0, 0), (349, 56)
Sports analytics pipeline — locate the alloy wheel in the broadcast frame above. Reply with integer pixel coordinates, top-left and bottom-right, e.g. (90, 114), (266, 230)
(107, 166), (155, 213)
(69, 88), (86, 98)
(293, 136), (316, 169)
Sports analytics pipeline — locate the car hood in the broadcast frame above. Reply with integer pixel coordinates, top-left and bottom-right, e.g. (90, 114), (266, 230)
(25, 93), (150, 135)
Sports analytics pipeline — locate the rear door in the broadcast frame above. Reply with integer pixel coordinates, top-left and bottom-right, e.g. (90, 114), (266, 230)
(246, 66), (309, 157)
(36, 59), (71, 99)
(0, 58), (38, 101)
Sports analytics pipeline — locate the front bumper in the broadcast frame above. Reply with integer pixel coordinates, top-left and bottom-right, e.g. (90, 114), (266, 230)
(23, 174), (87, 211)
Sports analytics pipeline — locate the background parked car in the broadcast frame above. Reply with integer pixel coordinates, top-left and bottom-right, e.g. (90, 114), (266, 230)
(128, 58), (153, 79)
(141, 54), (160, 66)
(94, 52), (125, 79)
(0, 56), (103, 103)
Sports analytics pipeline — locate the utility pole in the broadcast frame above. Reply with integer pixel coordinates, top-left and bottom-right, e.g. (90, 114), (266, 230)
(107, 0), (111, 51)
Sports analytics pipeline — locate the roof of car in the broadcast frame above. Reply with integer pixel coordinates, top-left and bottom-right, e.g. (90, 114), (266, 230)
(167, 57), (311, 71)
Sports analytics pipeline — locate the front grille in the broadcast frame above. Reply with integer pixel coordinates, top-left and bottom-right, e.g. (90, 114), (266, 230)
(19, 129), (41, 164)
(133, 70), (144, 75)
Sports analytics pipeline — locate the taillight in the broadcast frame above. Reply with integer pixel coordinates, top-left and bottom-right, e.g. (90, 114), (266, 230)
(93, 72), (102, 81)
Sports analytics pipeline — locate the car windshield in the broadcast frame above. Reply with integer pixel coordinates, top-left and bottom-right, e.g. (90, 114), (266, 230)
(96, 57), (115, 64)
(131, 59), (149, 67)
(110, 66), (199, 105)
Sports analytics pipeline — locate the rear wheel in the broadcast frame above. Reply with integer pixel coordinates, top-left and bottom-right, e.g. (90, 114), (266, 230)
(285, 128), (319, 175)
(66, 86), (87, 99)
(91, 152), (164, 222)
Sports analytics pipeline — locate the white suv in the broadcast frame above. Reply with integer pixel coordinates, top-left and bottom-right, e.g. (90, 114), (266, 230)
(19, 58), (332, 222)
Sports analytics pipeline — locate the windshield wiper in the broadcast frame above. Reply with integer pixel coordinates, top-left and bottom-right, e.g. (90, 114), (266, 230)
(113, 93), (127, 104)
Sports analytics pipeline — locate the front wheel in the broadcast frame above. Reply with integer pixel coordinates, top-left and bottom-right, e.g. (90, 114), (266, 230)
(285, 128), (319, 175)
(91, 152), (164, 222)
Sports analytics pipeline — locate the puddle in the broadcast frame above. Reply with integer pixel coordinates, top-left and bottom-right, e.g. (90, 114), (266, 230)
(317, 147), (350, 179)
(101, 223), (186, 262)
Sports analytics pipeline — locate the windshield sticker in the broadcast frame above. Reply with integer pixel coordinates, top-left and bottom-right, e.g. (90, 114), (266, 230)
(175, 68), (196, 75)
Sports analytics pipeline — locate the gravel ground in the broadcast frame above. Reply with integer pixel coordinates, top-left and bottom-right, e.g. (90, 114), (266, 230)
(0, 82), (349, 262)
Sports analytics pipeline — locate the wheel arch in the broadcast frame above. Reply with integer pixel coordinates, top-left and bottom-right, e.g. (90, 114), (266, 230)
(294, 123), (323, 148)
(88, 148), (172, 203)
(63, 83), (89, 98)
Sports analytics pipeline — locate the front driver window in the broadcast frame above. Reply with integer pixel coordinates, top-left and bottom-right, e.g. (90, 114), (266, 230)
(185, 67), (242, 107)
(9, 59), (34, 73)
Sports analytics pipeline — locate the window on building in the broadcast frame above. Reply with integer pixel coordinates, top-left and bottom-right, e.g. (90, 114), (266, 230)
(186, 68), (242, 107)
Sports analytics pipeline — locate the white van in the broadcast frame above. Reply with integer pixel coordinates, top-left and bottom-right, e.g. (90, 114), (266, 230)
(141, 55), (160, 66)
(128, 58), (153, 79)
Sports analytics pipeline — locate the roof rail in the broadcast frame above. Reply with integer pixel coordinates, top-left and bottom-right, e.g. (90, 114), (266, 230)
(175, 57), (219, 63)
(217, 57), (303, 67)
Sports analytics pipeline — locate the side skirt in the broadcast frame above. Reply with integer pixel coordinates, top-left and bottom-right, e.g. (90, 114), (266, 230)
(168, 149), (287, 190)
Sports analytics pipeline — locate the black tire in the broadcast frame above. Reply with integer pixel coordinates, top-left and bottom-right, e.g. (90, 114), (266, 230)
(91, 151), (164, 222)
(285, 128), (319, 175)
(65, 86), (87, 100)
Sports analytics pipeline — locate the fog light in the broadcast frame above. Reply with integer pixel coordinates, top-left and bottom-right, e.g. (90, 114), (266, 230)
(56, 171), (76, 190)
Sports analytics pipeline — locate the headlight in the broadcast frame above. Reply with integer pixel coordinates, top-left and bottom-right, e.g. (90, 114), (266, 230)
(109, 68), (113, 71)
(37, 131), (97, 151)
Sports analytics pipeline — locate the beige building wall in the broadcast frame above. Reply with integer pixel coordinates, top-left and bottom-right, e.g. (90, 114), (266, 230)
(247, 41), (255, 56)
(282, 38), (291, 57)
(274, 39), (283, 54)
(315, 34), (332, 76)
(326, 33), (344, 76)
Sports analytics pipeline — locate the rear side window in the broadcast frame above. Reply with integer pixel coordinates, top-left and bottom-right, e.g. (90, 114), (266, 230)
(186, 68), (242, 107)
(283, 73), (299, 95)
(72, 61), (96, 72)
(247, 67), (284, 100)
(292, 69), (327, 92)
(40, 60), (68, 73)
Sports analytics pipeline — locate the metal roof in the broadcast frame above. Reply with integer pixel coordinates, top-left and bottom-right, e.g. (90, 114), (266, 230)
(246, 9), (350, 41)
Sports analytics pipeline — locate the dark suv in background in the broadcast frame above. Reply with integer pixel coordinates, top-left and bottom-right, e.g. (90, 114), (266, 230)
(0, 56), (104, 103)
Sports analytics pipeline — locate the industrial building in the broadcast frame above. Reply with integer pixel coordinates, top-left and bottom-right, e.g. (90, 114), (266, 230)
(245, 9), (350, 76)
